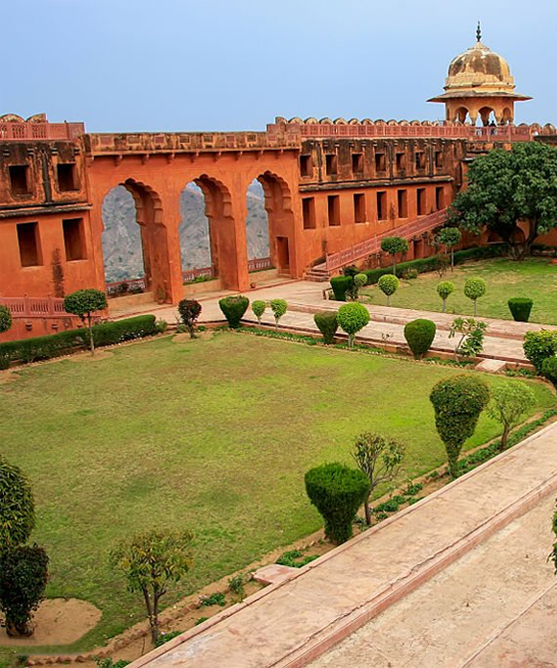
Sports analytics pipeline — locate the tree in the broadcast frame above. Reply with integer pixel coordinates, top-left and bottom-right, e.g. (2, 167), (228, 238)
(110, 530), (194, 644)
(337, 302), (370, 348)
(464, 277), (486, 316)
(487, 382), (535, 451)
(304, 463), (370, 544)
(0, 455), (35, 549)
(0, 544), (48, 637)
(435, 227), (462, 268)
(430, 375), (490, 478)
(380, 237), (409, 274)
(0, 305), (12, 334)
(437, 281), (455, 313)
(523, 330), (557, 374)
(448, 318), (487, 358)
(63, 289), (108, 356)
(251, 300), (266, 325)
(448, 142), (557, 259)
(177, 299), (202, 338)
(352, 433), (405, 525)
(270, 299), (287, 328)
(218, 296), (249, 328)
(377, 274), (399, 306)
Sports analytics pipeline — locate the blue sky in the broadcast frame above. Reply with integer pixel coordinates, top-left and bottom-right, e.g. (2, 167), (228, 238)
(0, 0), (555, 133)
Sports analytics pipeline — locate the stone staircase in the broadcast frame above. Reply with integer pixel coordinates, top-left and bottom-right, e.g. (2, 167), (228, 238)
(303, 264), (330, 282)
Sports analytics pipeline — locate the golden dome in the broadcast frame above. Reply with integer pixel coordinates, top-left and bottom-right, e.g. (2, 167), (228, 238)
(445, 41), (514, 94)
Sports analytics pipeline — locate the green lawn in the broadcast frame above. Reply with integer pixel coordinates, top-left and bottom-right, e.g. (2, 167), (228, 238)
(0, 332), (554, 655)
(362, 258), (557, 324)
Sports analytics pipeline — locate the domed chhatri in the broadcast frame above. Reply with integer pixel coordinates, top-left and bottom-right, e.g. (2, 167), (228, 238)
(429, 23), (531, 126)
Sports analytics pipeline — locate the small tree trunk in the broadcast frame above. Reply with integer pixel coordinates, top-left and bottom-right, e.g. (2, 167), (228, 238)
(142, 587), (158, 644)
(447, 447), (460, 479)
(348, 333), (354, 349)
(387, 295), (391, 307)
(275, 317), (279, 329)
(364, 494), (372, 526)
(499, 424), (511, 451)
(87, 314), (95, 356)
(473, 300), (478, 317)
(392, 258), (396, 275)
(451, 248), (455, 268)
(442, 298), (447, 313)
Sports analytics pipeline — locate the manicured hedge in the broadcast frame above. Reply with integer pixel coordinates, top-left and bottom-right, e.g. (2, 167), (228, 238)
(0, 315), (157, 367)
(330, 276), (353, 301)
(361, 245), (505, 285)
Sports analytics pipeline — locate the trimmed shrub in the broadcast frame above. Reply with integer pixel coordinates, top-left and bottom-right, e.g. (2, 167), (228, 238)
(337, 302), (370, 348)
(177, 299), (202, 338)
(304, 463), (370, 544)
(0, 545), (48, 637)
(381, 236), (409, 274)
(542, 357), (557, 389)
(330, 276), (353, 301)
(404, 319), (436, 359)
(219, 295), (249, 328)
(464, 278), (486, 316)
(437, 281), (455, 313)
(0, 456), (35, 548)
(270, 299), (287, 328)
(0, 305), (12, 334)
(377, 274), (399, 306)
(487, 382), (536, 451)
(508, 298), (533, 322)
(314, 312), (338, 344)
(251, 300), (266, 325)
(64, 289), (108, 355)
(430, 375), (490, 478)
(89, 315), (158, 347)
(523, 330), (557, 374)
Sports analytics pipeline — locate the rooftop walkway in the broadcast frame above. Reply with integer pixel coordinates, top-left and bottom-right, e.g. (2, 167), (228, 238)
(129, 422), (557, 668)
(112, 280), (557, 365)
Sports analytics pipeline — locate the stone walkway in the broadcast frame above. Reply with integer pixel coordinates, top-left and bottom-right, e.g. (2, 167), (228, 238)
(128, 422), (557, 668)
(112, 279), (557, 364)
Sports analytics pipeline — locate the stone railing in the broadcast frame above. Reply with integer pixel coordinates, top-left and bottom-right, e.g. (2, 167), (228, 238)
(0, 295), (70, 317)
(0, 122), (85, 141)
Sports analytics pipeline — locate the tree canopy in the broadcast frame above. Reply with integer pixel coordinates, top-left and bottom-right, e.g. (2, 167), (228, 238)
(448, 142), (557, 259)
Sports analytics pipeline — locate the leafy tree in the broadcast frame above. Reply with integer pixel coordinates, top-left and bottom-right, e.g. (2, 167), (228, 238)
(404, 319), (436, 359)
(523, 330), (557, 374)
(314, 312), (338, 344)
(337, 303), (370, 348)
(380, 236), (409, 274)
(63, 289), (108, 356)
(110, 530), (194, 644)
(430, 375), (490, 478)
(0, 544), (48, 637)
(449, 318), (487, 358)
(437, 281), (455, 313)
(251, 300), (266, 325)
(448, 142), (557, 259)
(0, 455), (35, 548)
(304, 463), (370, 544)
(435, 227), (462, 267)
(0, 305), (12, 334)
(177, 299), (202, 338)
(270, 299), (287, 328)
(464, 278), (486, 316)
(377, 274), (399, 306)
(487, 382), (535, 451)
(218, 296), (249, 328)
(352, 433), (405, 525)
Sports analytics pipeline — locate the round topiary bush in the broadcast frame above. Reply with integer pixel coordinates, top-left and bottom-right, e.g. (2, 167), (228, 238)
(523, 330), (557, 374)
(0, 305), (12, 334)
(330, 276), (353, 302)
(542, 356), (557, 389)
(508, 298), (533, 322)
(463, 278), (486, 316)
(430, 375), (490, 478)
(304, 463), (370, 544)
(337, 302), (370, 348)
(380, 237), (409, 274)
(218, 295), (249, 328)
(177, 299), (202, 338)
(437, 281), (455, 313)
(404, 319), (436, 359)
(251, 300), (266, 324)
(377, 274), (399, 306)
(314, 311), (339, 344)
(270, 299), (287, 328)
(0, 456), (35, 548)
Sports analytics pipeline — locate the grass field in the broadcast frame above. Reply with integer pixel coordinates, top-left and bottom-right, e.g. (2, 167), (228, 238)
(361, 258), (557, 324)
(0, 332), (554, 655)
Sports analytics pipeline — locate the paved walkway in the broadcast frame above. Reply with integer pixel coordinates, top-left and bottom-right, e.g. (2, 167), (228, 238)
(112, 280), (557, 364)
(129, 422), (557, 668)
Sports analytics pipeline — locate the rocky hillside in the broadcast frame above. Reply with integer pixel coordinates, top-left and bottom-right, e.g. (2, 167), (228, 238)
(101, 181), (270, 282)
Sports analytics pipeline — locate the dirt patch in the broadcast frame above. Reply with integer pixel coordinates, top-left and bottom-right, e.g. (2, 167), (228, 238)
(172, 331), (214, 343)
(0, 599), (101, 646)
(0, 370), (20, 386)
(68, 350), (114, 363)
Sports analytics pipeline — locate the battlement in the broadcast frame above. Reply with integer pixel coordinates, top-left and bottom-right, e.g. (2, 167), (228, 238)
(0, 114), (85, 141)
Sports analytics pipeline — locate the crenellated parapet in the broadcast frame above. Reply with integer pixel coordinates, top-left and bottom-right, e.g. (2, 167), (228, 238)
(0, 113), (85, 141)
(270, 117), (556, 142)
